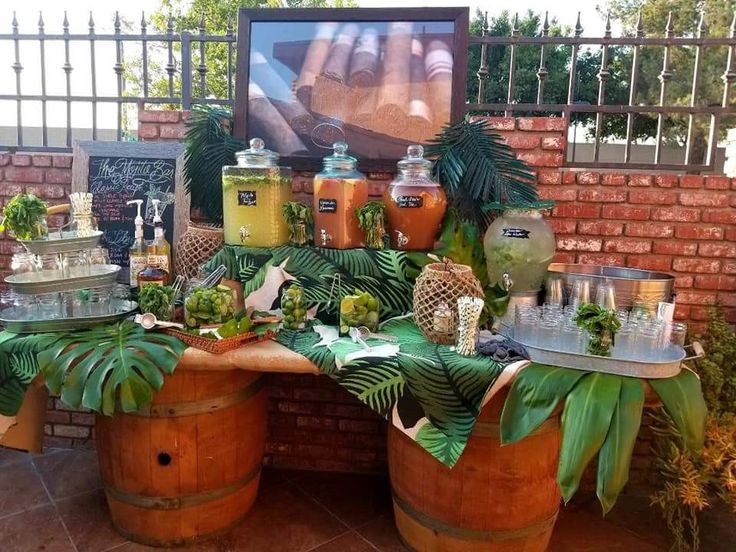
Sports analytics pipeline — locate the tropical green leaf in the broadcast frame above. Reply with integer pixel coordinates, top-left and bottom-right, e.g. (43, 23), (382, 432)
(399, 343), (501, 445)
(433, 211), (489, 288)
(340, 359), (404, 417)
(9, 352), (39, 384)
(415, 422), (465, 466)
(649, 368), (707, 452)
(37, 322), (187, 416)
(277, 326), (336, 375)
(184, 105), (244, 224)
(425, 118), (539, 231)
(500, 364), (588, 445)
(0, 352), (28, 416)
(596, 377), (645, 514)
(558, 372), (622, 502)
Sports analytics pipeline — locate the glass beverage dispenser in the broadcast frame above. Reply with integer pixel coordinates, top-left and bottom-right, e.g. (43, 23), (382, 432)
(313, 142), (368, 249)
(384, 145), (447, 250)
(222, 138), (293, 246)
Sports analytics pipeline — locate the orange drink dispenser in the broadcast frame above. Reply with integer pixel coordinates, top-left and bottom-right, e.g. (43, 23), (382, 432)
(222, 137), (293, 246)
(384, 144), (447, 250)
(313, 142), (368, 249)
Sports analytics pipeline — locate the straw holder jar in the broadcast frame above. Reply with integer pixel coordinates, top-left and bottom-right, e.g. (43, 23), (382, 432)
(412, 262), (485, 344)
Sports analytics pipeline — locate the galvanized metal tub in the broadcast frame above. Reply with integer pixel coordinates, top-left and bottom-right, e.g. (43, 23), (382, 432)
(547, 264), (674, 313)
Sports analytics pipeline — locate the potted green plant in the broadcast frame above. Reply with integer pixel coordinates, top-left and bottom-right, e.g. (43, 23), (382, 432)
(175, 106), (245, 278)
(574, 303), (622, 357)
(426, 118), (545, 319)
(0, 193), (48, 240)
(356, 201), (388, 249)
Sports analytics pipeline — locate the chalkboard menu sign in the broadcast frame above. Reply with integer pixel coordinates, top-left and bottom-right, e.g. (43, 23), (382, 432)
(72, 141), (188, 275)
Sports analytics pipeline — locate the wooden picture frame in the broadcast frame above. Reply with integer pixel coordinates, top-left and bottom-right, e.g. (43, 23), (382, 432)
(71, 141), (188, 274)
(234, 7), (469, 171)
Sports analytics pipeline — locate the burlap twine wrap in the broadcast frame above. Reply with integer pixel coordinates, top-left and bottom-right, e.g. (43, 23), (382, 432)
(412, 262), (485, 345)
(175, 222), (225, 279)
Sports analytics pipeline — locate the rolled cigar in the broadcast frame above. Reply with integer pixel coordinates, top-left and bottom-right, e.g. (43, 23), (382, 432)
(322, 23), (360, 83)
(353, 88), (378, 128)
(248, 82), (308, 155)
(424, 38), (454, 127)
(250, 50), (314, 135)
(375, 21), (413, 136)
(348, 27), (380, 88)
(408, 37), (432, 140)
(295, 22), (340, 108)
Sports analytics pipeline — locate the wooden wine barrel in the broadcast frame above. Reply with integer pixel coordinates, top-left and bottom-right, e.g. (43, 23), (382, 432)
(388, 389), (561, 552)
(95, 370), (267, 547)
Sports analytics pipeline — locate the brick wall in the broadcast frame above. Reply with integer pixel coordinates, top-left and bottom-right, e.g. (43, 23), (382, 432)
(2, 110), (734, 486)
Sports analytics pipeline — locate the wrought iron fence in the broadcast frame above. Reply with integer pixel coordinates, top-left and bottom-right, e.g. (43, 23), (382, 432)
(468, 10), (736, 172)
(1, 9), (735, 173)
(0, 11), (236, 152)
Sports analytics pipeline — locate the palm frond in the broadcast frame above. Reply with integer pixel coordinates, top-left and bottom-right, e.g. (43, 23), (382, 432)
(183, 105), (245, 225)
(425, 119), (539, 231)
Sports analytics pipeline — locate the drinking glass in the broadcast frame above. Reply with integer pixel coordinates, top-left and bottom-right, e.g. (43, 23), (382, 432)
(570, 279), (591, 310)
(561, 323), (585, 354)
(635, 323), (660, 361)
(663, 322), (687, 349)
(595, 281), (617, 311)
(11, 252), (38, 275)
(545, 276), (564, 307)
(37, 292), (63, 319)
(612, 326), (636, 360)
(539, 319), (559, 349)
(64, 251), (91, 276)
(88, 247), (109, 266)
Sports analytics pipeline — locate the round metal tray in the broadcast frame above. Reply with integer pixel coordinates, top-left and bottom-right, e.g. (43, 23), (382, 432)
(0, 300), (138, 333)
(19, 231), (103, 255)
(5, 264), (120, 295)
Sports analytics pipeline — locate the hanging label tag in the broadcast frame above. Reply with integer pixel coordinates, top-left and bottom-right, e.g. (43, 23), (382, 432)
(238, 191), (257, 206)
(502, 228), (530, 239)
(396, 195), (424, 208)
(319, 199), (338, 213)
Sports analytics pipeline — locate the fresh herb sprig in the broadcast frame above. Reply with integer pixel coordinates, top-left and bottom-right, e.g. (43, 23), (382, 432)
(574, 303), (622, 357)
(0, 193), (48, 240)
(355, 201), (387, 249)
(138, 285), (175, 321)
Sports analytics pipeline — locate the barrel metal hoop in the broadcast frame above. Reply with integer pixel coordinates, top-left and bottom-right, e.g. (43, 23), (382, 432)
(392, 492), (558, 543)
(129, 376), (265, 417)
(105, 464), (261, 510)
(472, 415), (559, 440)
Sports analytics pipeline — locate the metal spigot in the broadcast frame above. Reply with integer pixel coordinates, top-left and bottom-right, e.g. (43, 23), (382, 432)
(239, 225), (251, 243)
(320, 229), (332, 246)
(502, 272), (514, 292)
(395, 230), (409, 248)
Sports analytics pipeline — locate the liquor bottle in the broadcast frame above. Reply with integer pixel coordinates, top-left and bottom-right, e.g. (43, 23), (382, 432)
(136, 256), (170, 287)
(126, 199), (146, 287)
(146, 199), (172, 283)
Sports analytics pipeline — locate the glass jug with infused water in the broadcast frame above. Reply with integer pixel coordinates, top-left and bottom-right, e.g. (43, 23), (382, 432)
(222, 138), (293, 246)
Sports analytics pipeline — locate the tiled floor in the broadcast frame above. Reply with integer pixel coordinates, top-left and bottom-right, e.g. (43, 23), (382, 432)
(0, 446), (729, 552)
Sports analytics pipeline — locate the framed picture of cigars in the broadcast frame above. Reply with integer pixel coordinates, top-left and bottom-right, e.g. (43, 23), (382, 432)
(234, 7), (469, 170)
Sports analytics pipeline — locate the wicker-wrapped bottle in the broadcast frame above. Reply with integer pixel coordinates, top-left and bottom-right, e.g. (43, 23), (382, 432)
(412, 261), (484, 344)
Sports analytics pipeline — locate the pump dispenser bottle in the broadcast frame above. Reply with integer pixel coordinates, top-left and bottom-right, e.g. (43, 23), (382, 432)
(127, 199), (146, 286)
(146, 199), (172, 279)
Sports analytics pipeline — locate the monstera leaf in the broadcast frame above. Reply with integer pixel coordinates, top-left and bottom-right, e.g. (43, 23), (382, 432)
(38, 322), (186, 416)
(0, 331), (66, 416)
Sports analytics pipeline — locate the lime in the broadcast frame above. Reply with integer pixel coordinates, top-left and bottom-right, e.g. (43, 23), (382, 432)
(238, 317), (252, 334)
(367, 297), (379, 311)
(283, 300), (294, 311)
(340, 298), (355, 314)
(340, 325), (349, 334)
(353, 294), (367, 307)
(218, 319), (238, 338)
(284, 315), (294, 323)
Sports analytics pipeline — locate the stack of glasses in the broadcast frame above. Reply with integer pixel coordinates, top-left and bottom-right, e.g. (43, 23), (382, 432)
(512, 277), (687, 362)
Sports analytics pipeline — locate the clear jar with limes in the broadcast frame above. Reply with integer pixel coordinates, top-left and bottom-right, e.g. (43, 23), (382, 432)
(281, 283), (307, 331)
(339, 290), (380, 335)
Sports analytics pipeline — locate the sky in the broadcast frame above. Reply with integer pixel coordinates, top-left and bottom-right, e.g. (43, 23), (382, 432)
(0, 0), (611, 137)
